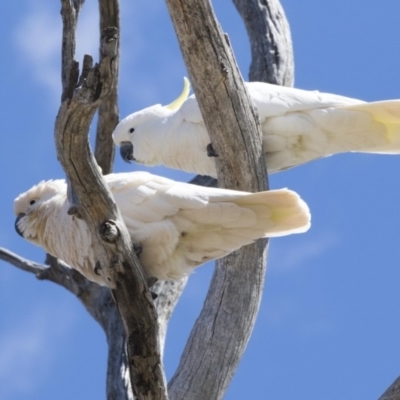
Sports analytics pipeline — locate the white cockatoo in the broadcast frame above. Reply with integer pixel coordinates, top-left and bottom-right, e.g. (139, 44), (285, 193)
(113, 78), (400, 177)
(14, 171), (310, 285)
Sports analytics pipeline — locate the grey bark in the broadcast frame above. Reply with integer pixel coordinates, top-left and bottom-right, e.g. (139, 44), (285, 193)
(95, 0), (120, 174)
(56, 1), (168, 398)
(233, 0), (294, 86)
(379, 376), (400, 400)
(165, 1), (269, 399)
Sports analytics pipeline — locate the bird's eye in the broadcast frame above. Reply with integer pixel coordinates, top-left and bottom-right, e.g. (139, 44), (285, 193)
(129, 128), (135, 133)
(29, 200), (36, 205)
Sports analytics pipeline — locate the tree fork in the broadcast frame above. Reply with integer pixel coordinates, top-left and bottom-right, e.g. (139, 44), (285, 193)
(55, 2), (168, 398)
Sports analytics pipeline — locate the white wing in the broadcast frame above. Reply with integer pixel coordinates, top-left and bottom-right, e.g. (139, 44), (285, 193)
(247, 82), (364, 120)
(106, 172), (310, 280)
(241, 83), (400, 172)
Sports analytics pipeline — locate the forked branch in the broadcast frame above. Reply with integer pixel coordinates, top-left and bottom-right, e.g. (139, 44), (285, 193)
(55, 1), (168, 398)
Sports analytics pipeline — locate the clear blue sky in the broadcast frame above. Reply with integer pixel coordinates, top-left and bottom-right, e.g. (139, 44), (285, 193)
(1, 1), (400, 399)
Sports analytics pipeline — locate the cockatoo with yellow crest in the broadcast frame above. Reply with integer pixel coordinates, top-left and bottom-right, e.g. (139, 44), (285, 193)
(113, 78), (400, 176)
(14, 171), (310, 285)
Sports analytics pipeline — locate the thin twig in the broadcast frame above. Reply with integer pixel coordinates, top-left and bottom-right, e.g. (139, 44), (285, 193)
(0, 247), (46, 275)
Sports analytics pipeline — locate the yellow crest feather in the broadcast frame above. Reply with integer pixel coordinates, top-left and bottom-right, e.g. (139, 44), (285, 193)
(165, 77), (191, 110)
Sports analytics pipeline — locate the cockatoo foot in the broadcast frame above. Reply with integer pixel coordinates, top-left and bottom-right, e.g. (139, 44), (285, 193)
(133, 243), (143, 257)
(147, 276), (159, 300)
(206, 143), (219, 157)
(94, 261), (102, 276)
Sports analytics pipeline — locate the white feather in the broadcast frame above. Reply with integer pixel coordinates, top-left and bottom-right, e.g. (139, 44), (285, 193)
(112, 80), (400, 177)
(14, 172), (311, 284)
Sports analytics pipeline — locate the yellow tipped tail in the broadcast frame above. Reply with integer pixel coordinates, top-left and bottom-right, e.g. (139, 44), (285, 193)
(344, 100), (400, 153)
(234, 189), (311, 238)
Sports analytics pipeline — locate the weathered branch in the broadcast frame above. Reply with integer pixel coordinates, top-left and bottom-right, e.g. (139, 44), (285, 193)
(0, 248), (100, 308)
(165, 1), (268, 399)
(152, 278), (188, 353)
(56, 1), (167, 398)
(61, 0), (82, 101)
(0, 249), (110, 330)
(165, 2), (267, 191)
(0, 247), (47, 275)
(233, 0), (294, 86)
(95, 0), (120, 174)
(93, 3), (131, 397)
(379, 376), (400, 400)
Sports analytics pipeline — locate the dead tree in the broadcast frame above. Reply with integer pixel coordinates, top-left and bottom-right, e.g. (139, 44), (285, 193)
(5, 0), (397, 399)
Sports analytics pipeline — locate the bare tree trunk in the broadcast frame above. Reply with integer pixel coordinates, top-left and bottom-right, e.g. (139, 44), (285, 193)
(165, 1), (295, 398)
(165, 1), (269, 399)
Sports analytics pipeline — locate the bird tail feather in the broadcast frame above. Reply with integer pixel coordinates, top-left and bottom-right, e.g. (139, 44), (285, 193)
(343, 100), (400, 153)
(233, 189), (311, 238)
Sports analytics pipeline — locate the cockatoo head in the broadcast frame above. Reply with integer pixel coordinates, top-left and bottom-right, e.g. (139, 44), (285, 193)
(113, 77), (191, 165)
(14, 180), (66, 244)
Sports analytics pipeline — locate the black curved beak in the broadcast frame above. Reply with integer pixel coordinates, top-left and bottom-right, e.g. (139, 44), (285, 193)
(120, 141), (135, 163)
(15, 214), (25, 237)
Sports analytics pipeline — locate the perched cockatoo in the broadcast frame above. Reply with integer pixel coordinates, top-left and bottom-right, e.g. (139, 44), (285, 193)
(113, 78), (400, 177)
(14, 171), (310, 285)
